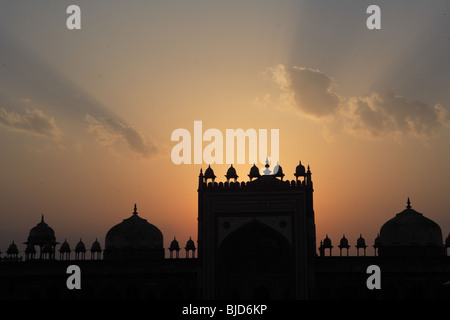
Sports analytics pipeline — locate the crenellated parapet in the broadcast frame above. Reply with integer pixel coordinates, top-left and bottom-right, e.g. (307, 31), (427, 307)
(198, 161), (313, 192)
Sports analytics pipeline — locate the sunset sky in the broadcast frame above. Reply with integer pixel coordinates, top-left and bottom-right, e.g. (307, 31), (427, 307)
(1, 0), (450, 256)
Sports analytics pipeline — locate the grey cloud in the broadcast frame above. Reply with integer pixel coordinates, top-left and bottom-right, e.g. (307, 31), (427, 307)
(345, 93), (446, 139)
(0, 31), (117, 123)
(0, 31), (162, 156)
(265, 64), (450, 140)
(288, 66), (340, 117)
(0, 107), (61, 138)
(85, 114), (158, 158)
(267, 65), (341, 118)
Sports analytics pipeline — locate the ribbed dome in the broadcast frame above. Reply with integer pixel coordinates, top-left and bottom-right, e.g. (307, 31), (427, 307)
(204, 165), (216, 180)
(75, 239), (86, 253)
(356, 234), (367, 248)
(339, 235), (349, 248)
(225, 164), (238, 181)
(27, 215), (56, 247)
(378, 199), (444, 257)
(91, 239), (101, 252)
(248, 164), (261, 180)
(323, 235), (332, 248)
(169, 237), (180, 250)
(7, 241), (18, 254)
(185, 237), (195, 250)
(294, 161), (306, 178)
(59, 239), (71, 253)
(104, 204), (164, 261)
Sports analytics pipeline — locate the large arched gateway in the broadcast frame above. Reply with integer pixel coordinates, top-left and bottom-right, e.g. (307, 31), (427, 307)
(218, 220), (294, 299)
(197, 162), (316, 299)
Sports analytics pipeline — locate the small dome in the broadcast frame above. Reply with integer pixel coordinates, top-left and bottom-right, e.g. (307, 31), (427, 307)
(91, 239), (102, 252)
(225, 164), (238, 180)
(339, 235), (349, 248)
(356, 234), (367, 248)
(27, 215), (56, 247)
(378, 199), (444, 256)
(204, 165), (216, 180)
(185, 237), (195, 250)
(75, 239), (86, 253)
(7, 241), (19, 254)
(248, 164), (261, 180)
(59, 239), (71, 253)
(323, 235), (332, 248)
(294, 161), (306, 178)
(170, 237), (180, 250)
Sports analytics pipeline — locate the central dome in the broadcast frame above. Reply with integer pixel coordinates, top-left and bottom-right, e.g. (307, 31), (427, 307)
(104, 204), (164, 261)
(378, 199), (444, 257)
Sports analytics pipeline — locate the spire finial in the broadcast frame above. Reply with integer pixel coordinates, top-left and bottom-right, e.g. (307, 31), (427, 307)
(406, 197), (411, 209)
(133, 203), (138, 215)
(263, 157), (271, 175)
(41, 214), (44, 223)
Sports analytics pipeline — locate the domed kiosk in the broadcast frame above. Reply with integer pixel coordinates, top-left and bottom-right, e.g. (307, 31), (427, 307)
(104, 204), (164, 261)
(378, 198), (444, 257)
(24, 215), (58, 260)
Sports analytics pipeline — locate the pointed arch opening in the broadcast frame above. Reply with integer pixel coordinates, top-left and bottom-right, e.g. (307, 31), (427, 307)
(218, 220), (294, 299)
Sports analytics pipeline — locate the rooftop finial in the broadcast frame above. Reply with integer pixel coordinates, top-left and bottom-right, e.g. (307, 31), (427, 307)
(406, 197), (411, 209)
(263, 157), (271, 175)
(133, 203), (138, 215)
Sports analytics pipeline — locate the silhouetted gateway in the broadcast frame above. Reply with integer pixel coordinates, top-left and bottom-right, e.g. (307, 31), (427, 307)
(197, 161), (315, 299)
(1, 161), (450, 300)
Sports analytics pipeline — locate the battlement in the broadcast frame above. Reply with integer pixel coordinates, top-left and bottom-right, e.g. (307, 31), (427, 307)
(199, 176), (312, 192)
(198, 161), (313, 192)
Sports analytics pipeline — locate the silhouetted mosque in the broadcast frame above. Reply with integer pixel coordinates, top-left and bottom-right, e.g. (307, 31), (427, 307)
(1, 161), (450, 300)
